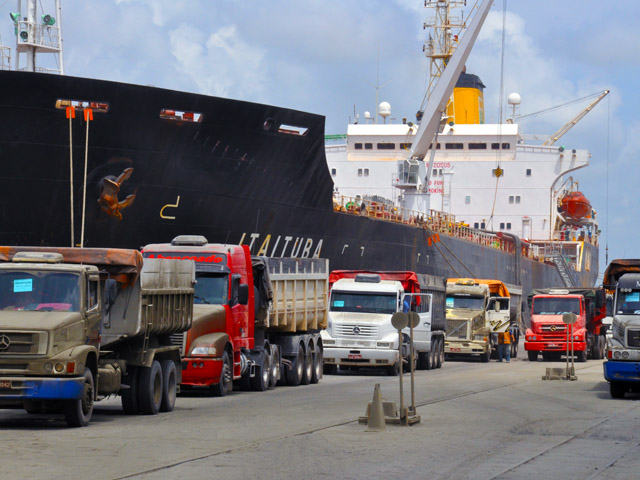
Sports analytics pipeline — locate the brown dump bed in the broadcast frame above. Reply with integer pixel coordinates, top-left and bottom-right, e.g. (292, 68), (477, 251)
(603, 259), (640, 288)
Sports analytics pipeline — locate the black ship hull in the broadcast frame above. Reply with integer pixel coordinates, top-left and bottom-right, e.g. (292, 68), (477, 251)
(0, 71), (598, 298)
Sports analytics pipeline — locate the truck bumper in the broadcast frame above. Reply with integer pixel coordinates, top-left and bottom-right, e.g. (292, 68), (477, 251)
(323, 347), (398, 367)
(445, 340), (487, 355)
(524, 340), (586, 352)
(180, 357), (223, 387)
(603, 361), (640, 383)
(0, 376), (85, 400)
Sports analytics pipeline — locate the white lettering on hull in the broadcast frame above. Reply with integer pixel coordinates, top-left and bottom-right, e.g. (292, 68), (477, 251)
(239, 233), (324, 258)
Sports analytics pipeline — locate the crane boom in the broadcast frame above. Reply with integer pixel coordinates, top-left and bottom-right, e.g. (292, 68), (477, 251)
(408, 0), (494, 160)
(542, 90), (609, 146)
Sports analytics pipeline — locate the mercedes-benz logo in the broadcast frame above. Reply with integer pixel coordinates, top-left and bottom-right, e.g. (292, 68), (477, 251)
(550, 325), (557, 332)
(0, 335), (10, 351)
(352, 326), (361, 335)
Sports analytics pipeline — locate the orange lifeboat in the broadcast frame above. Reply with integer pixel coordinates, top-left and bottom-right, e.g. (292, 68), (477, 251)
(560, 191), (591, 221)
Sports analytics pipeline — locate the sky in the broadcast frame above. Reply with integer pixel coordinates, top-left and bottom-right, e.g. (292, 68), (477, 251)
(1, 0), (638, 280)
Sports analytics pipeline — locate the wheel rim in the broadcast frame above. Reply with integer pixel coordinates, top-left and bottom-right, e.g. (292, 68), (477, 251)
(314, 351), (322, 378)
(297, 349), (304, 378)
(82, 380), (93, 415)
(262, 353), (270, 386)
(305, 348), (312, 378)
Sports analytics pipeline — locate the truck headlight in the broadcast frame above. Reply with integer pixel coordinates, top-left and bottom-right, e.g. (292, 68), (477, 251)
(376, 342), (391, 348)
(527, 335), (537, 341)
(323, 339), (336, 346)
(190, 346), (217, 356)
(613, 351), (621, 359)
(474, 335), (487, 341)
(622, 351), (630, 359)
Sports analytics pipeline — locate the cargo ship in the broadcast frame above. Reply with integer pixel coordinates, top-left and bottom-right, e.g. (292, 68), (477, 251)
(0, 1), (598, 307)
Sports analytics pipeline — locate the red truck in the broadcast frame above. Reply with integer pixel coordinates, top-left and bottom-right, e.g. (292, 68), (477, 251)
(142, 236), (328, 395)
(525, 288), (606, 362)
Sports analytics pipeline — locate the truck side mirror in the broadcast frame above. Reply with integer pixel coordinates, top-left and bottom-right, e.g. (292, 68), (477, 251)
(237, 284), (249, 305)
(104, 279), (117, 307)
(494, 302), (500, 312)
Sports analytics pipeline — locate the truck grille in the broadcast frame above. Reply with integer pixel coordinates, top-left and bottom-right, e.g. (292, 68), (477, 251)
(169, 332), (186, 356)
(541, 324), (567, 333)
(446, 320), (469, 339)
(0, 331), (47, 355)
(333, 324), (380, 338)
(628, 329), (640, 348)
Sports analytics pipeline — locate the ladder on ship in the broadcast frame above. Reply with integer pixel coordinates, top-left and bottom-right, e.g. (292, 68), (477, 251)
(546, 250), (578, 288)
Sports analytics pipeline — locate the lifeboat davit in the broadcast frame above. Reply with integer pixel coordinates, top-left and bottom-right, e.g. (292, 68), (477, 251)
(560, 191), (591, 221)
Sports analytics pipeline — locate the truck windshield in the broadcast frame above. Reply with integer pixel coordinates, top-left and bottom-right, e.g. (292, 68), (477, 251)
(0, 271), (80, 312)
(330, 292), (397, 314)
(446, 295), (484, 310)
(532, 297), (580, 315)
(194, 273), (228, 305)
(615, 290), (640, 315)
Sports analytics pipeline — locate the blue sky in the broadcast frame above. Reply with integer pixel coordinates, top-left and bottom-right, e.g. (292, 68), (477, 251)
(1, 0), (638, 279)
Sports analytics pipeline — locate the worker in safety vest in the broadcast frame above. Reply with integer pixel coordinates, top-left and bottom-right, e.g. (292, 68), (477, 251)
(497, 330), (511, 363)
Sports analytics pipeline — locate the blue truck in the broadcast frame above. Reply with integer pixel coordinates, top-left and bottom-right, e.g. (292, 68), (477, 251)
(602, 259), (640, 399)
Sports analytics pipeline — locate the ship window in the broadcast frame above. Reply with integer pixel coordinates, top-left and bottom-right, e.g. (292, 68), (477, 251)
(400, 143), (412, 150)
(278, 124), (309, 136)
(438, 169), (443, 176)
(509, 196), (514, 204)
(364, 169), (370, 176)
(159, 109), (203, 122)
(491, 143), (500, 150)
(358, 169), (363, 176)
(445, 143), (464, 150)
(56, 99), (109, 113)
(502, 142), (511, 149)
(331, 168), (336, 176)
(465, 195), (471, 204)
(500, 222), (505, 230)
(506, 223), (512, 229)
(481, 222), (486, 229)
(526, 168), (531, 176)
(468, 143), (487, 150)
(355, 143), (363, 150)
(377, 143), (395, 150)
(431, 143), (441, 150)
(474, 222), (479, 229)
(516, 196), (521, 204)
(364, 143), (373, 150)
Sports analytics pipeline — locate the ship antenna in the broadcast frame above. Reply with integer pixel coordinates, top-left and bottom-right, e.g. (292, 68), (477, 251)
(364, 41), (391, 124)
(605, 93), (610, 266)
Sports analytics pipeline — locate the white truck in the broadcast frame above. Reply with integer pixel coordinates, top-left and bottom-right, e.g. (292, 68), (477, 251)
(321, 271), (446, 375)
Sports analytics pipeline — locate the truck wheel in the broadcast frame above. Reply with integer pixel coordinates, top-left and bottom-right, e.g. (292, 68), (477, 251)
(310, 346), (323, 384)
(286, 348), (304, 386)
(610, 381), (626, 399)
(386, 360), (400, 376)
(479, 349), (490, 363)
(511, 340), (518, 359)
(210, 351), (232, 397)
(301, 343), (313, 385)
(250, 349), (270, 392)
(576, 349), (588, 363)
(160, 360), (177, 412)
(121, 366), (140, 414)
(139, 360), (163, 415)
(23, 400), (42, 414)
(269, 346), (280, 388)
(417, 351), (431, 370)
(527, 351), (538, 362)
(435, 338), (443, 368)
(64, 368), (94, 428)
(323, 364), (337, 375)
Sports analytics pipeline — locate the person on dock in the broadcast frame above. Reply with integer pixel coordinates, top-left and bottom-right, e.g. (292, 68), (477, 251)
(497, 330), (511, 362)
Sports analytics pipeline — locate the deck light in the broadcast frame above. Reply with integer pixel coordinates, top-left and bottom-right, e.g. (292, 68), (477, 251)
(9, 12), (20, 22)
(42, 14), (55, 26)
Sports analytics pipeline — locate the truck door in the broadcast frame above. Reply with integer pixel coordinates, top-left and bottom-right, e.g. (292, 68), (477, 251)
(86, 275), (101, 348)
(486, 297), (510, 333)
(409, 293), (432, 344)
(230, 274), (248, 341)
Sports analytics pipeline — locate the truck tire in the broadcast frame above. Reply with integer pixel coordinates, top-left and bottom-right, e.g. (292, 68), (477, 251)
(250, 349), (270, 392)
(527, 351), (538, 362)
(435, 337), (443, 368)
(210, 351), (232, 397)
(64, 368), (94, 428)
(511, 339), (519, 359)
(310, 346), (322, 384)
(121, 366), (139, 415)
(576, 349), (588, 363)
(160, 360), (177, 412)
(479, 349), (490, 363)
(386, 360), (400, 376)
(417, 351), (431, 370)
(610, 381), (626, 399)
(286, 348), (304, 386)
(301, 343), (313, 385)
(269, 346), (280, 388)
(139, 360), (163, 415)
(323, 364), (337, 375)
(23, 400), (42, 414)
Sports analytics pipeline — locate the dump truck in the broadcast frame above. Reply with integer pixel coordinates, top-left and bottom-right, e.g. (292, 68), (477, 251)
(0, 246), (194, 427)
(321, 271), (446, 375)
(602, 259), (640, 398)
(444, 278), (520, 362)
(525, 288), (606, 362)
(143, 236), (328, 394)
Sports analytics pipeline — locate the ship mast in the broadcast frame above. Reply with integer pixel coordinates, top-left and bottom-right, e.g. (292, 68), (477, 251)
(11, 0), (64, 74)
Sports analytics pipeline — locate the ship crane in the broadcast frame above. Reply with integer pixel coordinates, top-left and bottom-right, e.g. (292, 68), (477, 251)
(542, 89), (609, 146)
(398, 0), (494, 213)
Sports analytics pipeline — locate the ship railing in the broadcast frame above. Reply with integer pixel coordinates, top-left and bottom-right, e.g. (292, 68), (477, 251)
(0, 45), (10, 71)
(332, 195), (541, 259)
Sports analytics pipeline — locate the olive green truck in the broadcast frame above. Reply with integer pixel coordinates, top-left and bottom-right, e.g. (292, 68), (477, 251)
(0, 246), (194, 427)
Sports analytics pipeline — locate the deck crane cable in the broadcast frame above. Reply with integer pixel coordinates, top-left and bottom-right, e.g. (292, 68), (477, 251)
(488, 0), (507, 227)
(516, 90), (608, 120)
(423, 226), (476, 278)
